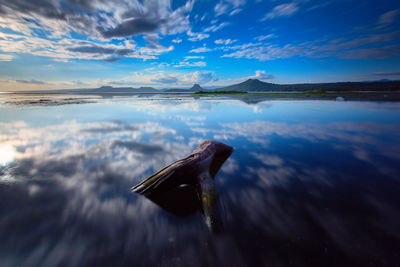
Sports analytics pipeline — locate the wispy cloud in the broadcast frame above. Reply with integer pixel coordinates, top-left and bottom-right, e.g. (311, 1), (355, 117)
(0, 32), (172, 61)
(0, 54), (13, 61)
(66, 45), (132, 56)
(214, 2), (230, 16)
(173, 61), (206, 67)
(214, 0), (246, 16)
(215, 39), (237, 45)
(358, 71), (400, 80)
(221, 30), (400, 61)
(172, 38), (182, 43)
(222, 43), (303, 61)
(204, 22), (231, 32)
(261, 3), (299, 20)
(0, 0), (193, 62)
(187, 31), (209, 41)
(182, 71), (216, 84)
(230, 8), (242, 16)
(254, 34), (276, 41)
(305, 1), (333, 12)
(189, 47), (212, 53)
(378, 9), (399, 25)
(93, 70), (218, 87)
(184, 56), (205, 60)
(340, 45), (400, 60)
(150, 73), (179, 84)
(16, 79), (45, 85)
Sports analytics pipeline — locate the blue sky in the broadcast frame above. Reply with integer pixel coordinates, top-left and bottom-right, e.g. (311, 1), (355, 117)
(0, 0), (399, 90)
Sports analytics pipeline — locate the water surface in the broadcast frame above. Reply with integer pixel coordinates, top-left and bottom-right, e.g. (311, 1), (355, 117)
(1, 95), (400, 266)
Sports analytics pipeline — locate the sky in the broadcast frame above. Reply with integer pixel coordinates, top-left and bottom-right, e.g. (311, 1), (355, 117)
(0, 0), (399, 90)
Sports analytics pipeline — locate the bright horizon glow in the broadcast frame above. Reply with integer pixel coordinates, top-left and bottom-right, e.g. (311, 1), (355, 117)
(0, 0), (399, 91)
(0, 144), (16, 166)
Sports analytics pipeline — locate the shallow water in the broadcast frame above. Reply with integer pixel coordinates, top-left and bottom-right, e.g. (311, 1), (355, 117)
(1, 95), (400, 266)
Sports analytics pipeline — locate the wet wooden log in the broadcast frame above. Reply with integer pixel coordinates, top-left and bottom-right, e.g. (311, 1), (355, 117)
(132, 140), (233, 232)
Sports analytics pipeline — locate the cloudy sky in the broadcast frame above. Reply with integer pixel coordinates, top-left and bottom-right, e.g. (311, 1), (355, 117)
(0, 0), (399, 90)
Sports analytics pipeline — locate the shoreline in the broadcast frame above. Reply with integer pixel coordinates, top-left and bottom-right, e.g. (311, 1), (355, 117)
(1, 91), (400, 101)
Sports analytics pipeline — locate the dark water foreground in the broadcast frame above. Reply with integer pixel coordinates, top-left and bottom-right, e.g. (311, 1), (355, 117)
(1, 95), (400, 266)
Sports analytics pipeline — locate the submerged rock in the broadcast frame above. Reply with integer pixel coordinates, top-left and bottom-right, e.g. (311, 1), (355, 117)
(132, 140), (233, 232)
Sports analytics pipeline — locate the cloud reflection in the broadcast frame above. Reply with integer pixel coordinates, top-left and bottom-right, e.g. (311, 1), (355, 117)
(0, 118), (218, 266)
(1, 97), (400, 266)
(0, 144), (15, 166)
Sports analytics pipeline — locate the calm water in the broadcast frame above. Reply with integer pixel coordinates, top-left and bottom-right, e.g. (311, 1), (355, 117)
(1, 95), (400, 266)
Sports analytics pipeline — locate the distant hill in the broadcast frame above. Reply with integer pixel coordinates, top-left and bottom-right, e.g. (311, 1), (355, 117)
(191, 84), (203, 91)
(279, 81), (400, 91)
(164, 84), (203, 92)
(217, 79), (283, 92)
(215, 79), (400, 92)
(13, 79), (400, 94)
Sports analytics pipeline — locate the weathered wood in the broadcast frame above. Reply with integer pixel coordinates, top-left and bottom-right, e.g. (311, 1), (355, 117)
(132, 140), (233, 196)
(132, 140), (233, 231)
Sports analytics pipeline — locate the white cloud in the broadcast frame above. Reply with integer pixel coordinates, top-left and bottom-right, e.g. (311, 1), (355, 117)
(251, 153), (284, 167)
(250, 70), (274, 80)
(0, 32), (175, 61)
(221, 30), (400, 61)
(215, 39), (237, 45)
(173, 61), (206, 67)
(150, 73), (179, 84)
(261, 3), (299, 20)
(229, 8), (242, 16)
(249, 70), (275, 80)
(182, 71), (216, 84)
(172, 38), (182, 43)
(227, 0), (246, 7)
(94, 69), (218, 87)
(223, 42), (262, 51)
(189, 47), (212, 53)
(254, 34), (276, 41)
(214, 2), (230, 16)
(0, 0), (194, 61)
(184, 56), (205, 60)
(187, 31), (210, 42)
(214, 0), (246, 16)
(222, 43), (303, 61)
(204, 22), (231, 32)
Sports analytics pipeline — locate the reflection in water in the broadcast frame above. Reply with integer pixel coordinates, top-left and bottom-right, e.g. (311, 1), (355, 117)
(0, 96), (400, 266)
(0, 144), (15, 166)
(133, 140), (233, 233)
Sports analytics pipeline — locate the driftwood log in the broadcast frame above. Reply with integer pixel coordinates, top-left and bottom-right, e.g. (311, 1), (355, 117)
(132, 140), (233, 232)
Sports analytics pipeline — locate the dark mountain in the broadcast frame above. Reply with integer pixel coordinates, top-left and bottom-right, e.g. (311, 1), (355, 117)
(191, 84), (203, 91)
(217, 79), (284, 92)
(215, 79), (400, 92)
(164, 84), (203, 92)
(279, 81), (400, 91)
(14, 79), (400, 94)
